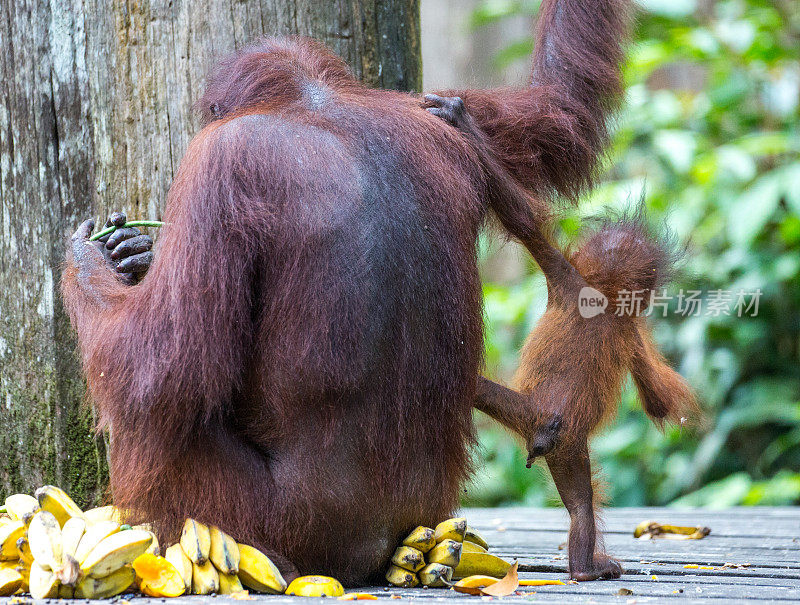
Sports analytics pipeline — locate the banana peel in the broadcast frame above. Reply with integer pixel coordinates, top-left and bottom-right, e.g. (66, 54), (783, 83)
(454, 562), (519, 597)
(634, 520), (710, 540)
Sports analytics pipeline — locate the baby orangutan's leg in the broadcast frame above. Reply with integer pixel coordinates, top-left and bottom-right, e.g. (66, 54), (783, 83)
(545, 442), (622, 581)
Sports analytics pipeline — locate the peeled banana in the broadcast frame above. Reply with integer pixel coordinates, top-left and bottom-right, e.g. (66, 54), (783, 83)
(27, 511), (63, 571)
(418, 562), (452, 587)
(237, 543), (287, 594)
(75, 565), (136, 599)
(180, 518), (211, 565)
(286, 575), (345, 597)
(4, 495), (39, 524)
(427, 538), (462, 567)
(191, 560), (219, 595)
(390, 546), (425, 572)
(401, 526), (436, 553)
(35, 486), (83, 527)
(80, 528), (153, 578)
(434, 517), (467, 543)
(165, 543), (193, 591)
(385, 564), (418, 588)
(209, 525), (239, 574)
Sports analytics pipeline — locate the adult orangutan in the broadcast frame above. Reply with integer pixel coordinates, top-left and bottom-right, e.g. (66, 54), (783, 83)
(62, 0), (694, 584)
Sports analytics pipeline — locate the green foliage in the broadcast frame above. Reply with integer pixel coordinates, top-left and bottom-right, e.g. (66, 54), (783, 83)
(469, 0), (800, 508)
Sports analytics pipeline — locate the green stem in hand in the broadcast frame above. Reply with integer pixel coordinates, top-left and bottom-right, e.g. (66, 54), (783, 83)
(89, 220), (165, 241)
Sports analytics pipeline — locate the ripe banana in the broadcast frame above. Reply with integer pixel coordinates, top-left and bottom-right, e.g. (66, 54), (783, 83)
(29, 563), (59, 599)
(427, 538), (462, 567)
(385, 564), (418, 587)
(218, 571), (244, 594)
(61, 517), (86, 560)
(132, 553), (186, 598)
(191, 560), (219, 595)
(434, 517), (467, 543)
(75, 565), (136, 599)
(83, 505), (121, 525)
(58, 583), (75, 598)
(27, 511), (63, 571)
(418, 562), (453, 587)
(74, 520), (120, 564)
(165, 543), (193, 591)
(0, 520), (25, 561)
(464, 527), (489, 550)
(4, 495), (39, 524)
(0, 568), (22, 597)
(80, 528), (153, 578)
(390, 546), (425, 572)
(237, 543), (287, 594)
(401, 526), (436, 553)
(209, 525), (239, 574)
(452, 552), (511, 579)
(462, 540), (488, 554)
(286, 575), (345, 597)
(180, 518), (211, 565)
(34, 486), (83, 527)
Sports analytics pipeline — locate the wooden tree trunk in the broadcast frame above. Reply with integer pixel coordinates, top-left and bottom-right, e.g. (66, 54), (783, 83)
(0, 0), (421, 506)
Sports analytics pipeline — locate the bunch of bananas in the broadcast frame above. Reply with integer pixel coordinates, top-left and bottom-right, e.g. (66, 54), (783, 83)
(385, 517), (510, 588)
(0, 487), (289, 599)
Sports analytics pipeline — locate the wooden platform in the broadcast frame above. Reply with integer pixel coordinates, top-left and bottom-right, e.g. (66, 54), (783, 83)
(3, 507), (798, 604)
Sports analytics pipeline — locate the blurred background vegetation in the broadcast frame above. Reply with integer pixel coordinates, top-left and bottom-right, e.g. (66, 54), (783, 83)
(456, 0), (800, 508)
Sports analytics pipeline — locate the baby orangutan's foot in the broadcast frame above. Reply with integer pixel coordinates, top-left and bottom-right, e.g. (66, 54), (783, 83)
(571, 554), (623, 581)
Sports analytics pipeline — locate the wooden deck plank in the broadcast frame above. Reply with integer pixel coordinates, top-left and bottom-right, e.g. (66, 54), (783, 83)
(0, 507), (797, 603)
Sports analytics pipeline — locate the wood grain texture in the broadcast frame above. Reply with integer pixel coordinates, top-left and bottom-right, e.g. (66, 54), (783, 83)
(0, 0), (420, 503)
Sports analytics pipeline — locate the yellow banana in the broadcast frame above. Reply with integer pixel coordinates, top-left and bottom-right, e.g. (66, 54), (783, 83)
(434, 517), (467, 543)
(27, 511), (63, 570)
(286, 575), (345, 597)
(29, 563), (59, 599)
(4, 495), (39, 524)
(218, 571), (244, 594)
(132, 553), (186, 598)
(165, 543), (193, 591)
(0, 520), (25, 561)
(34, 486), (83, 527)
(237, 543), (287, 594)
(191, 560), (219, 595)
(385, 564), (418, 587)
(0, 568), (22, 597)
(80, 528), (153, 578)
(61, 516), (86, 560)
(180, 518), (211, 565)
(133, 526), (160, 556)
(209, 525), (239, 574)
(418, 562), (453, 587)
(390, 546), (425, 572)
(464, 527), (490, 550)
(402, 526), (436, 553)
(462, 540), (488, 554)
(83, 505), (121, 525)
(452, 552), (511, 579)
(75, 565), (136, 599)
(427, 538), (462, 567)
(74, 520), (120, 564)
(58, 583), (75, 598)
